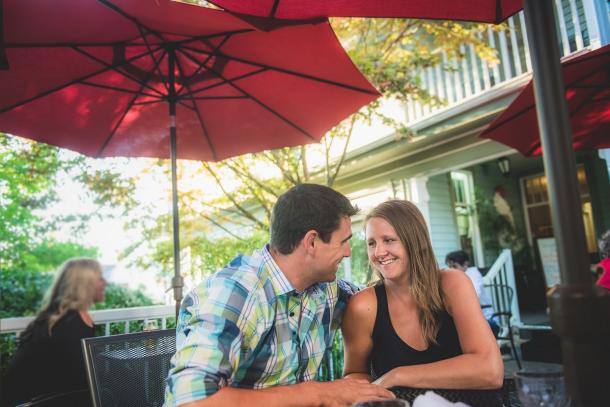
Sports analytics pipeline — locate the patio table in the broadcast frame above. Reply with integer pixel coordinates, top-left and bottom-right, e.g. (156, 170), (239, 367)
(392, 378), (521, 406)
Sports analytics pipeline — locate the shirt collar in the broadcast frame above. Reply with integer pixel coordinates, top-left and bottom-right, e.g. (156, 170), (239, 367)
(259, 244), (326, 299)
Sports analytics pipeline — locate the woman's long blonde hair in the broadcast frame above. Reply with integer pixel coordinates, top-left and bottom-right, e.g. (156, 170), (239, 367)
(366, 200), (444, 346)
(21, 258), (102, 341)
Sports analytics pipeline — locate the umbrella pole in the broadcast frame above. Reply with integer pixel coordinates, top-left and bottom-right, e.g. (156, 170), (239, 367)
(523, 1), (610, 405)
(168, 48), (184, 320)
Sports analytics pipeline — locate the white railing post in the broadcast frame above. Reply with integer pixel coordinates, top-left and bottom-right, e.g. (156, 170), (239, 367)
(568, 0), (585, 50)
(482, 249), (521, 326)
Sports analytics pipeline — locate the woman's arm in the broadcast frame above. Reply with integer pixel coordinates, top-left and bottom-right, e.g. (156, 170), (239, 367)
(341, 287), (377, 382)
(374, 270), (503, 390)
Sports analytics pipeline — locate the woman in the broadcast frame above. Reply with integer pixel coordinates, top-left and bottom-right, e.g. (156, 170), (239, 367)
(3, 258), (106, 406)
(342, 200), (503, 389)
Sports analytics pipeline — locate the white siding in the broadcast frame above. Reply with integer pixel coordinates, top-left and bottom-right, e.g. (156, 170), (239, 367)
(427, 174), (460, 267)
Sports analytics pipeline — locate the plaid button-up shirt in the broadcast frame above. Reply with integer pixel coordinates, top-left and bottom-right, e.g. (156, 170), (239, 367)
(164, 245), (353, 406)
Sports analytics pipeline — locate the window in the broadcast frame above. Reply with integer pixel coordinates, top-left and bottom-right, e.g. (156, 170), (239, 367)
(522, 165), (597, 253)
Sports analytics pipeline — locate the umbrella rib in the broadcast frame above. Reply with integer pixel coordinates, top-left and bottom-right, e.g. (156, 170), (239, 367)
(72, 46), (167, 98)
(0, 47), (162, 114)
(96, 81), (150, 157)
(80, 81), (162, 99)
(96, 51), (170, 157)
(173, 51), (219, 160)
(97, 0), (256, 48)
(177, 48), (316, 140)
(133, 100), (164, 106)
(135, 25), (170, 95)
(176, 34), (233, 95)
(179, 44), (379, 96)
(180, 68), (267, 98)
(270, 0), (281, 18)
(189, 96), (248, 100)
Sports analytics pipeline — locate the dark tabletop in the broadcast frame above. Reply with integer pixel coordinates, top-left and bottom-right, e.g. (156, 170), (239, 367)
(392, 379), (521, 407)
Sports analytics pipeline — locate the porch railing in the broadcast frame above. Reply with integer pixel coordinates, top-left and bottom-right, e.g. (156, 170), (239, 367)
(405, 0), (606, 125)
(482, 249), (522, 327)
(0, 305), (175, 337)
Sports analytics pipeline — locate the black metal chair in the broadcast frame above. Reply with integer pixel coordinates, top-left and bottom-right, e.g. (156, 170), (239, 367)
(484, 283), (522, 369)
(81, 329), (175, 407)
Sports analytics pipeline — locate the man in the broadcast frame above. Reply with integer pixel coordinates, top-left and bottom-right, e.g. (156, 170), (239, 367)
(445, 250), (500, 337)
(165, 184), (395, 406)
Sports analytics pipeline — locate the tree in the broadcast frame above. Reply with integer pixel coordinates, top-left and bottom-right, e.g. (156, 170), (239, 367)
(0, 135), (67, 270)
(0, 134), (137, 272)
(131, 18), (501, 278)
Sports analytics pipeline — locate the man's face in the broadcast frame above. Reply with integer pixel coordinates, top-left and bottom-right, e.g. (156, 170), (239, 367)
(312, 216), (352, 283)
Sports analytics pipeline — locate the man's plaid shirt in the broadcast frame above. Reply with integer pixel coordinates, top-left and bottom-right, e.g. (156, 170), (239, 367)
(164, 245), (354, 406)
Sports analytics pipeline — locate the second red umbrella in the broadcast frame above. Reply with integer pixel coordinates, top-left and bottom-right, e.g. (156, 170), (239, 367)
(480, 45), (610, 156)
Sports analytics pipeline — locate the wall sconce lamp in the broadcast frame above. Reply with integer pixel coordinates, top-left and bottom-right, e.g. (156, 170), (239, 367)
(497, 157), (510, 177)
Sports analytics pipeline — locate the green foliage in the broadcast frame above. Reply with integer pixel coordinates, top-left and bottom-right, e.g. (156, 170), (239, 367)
(131, 221), (269, 279)
(20, 240), (98, 273)
(351, 231), (373, 285)
(95, 283), (157, 310)
(1, 134), (137, 274)
(475, 190), (532, 268)
(92, 283), (163, 336)
(475, 191), (515, 255)
(0, 269), (53, 319)
(0, 135), (67, 270)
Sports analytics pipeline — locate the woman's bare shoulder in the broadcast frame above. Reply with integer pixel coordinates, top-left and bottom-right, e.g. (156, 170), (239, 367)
(439, 268), (470, 290)
(347, 285), (378, 317)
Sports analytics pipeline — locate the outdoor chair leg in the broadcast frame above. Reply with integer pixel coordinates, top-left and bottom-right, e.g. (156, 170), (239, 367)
(507, 329), (522, 369)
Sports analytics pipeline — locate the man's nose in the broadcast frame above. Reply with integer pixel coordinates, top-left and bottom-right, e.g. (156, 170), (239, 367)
(344, 243), (352, 257)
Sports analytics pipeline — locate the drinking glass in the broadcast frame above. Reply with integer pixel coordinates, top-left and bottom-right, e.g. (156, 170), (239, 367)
(515, 370), (568, 406)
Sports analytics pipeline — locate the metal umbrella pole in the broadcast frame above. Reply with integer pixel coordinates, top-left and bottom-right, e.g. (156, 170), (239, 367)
(523, 1), (610, 405)
(168, 47), (184, 319)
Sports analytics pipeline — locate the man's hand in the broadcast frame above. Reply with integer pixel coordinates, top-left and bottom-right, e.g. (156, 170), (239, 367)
(303, 377), (396, 406)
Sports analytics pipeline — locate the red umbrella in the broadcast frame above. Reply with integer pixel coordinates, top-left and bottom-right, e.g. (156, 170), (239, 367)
(0, 0), (379, 313)
(207, 0), (522, 23)
(480, 44), (610, 156)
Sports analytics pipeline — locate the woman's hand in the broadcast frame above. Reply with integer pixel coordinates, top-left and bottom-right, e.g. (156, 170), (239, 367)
(371, 369), (399, 388)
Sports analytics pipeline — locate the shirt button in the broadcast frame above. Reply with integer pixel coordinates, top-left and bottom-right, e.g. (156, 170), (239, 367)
(289, 312), (295, 317)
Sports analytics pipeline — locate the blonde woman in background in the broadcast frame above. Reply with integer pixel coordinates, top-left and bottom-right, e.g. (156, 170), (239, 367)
(3, 258), (106, 406)
(342, 200), (503, 390)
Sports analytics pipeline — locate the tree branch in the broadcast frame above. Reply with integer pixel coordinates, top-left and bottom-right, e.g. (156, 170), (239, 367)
(328, 115), (356, 186)
(201, 162), (266, 229)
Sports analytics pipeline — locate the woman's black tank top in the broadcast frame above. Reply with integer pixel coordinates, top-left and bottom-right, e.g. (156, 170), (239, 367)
(370, 283), (462, 379)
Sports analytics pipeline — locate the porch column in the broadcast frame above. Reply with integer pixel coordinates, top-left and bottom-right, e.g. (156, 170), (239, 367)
(408, 176), (430, 230)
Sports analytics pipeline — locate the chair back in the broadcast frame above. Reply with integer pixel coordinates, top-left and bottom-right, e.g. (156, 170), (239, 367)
(484, 283), (514, 328)
(81, 329), (175, 407)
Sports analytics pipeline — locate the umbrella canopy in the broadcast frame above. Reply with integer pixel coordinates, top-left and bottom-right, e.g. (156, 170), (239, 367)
(0, 0), (379, 161)
(480, 44), (610, 156)
(207, 0), (523, 23)
(0, 0), (379, 314)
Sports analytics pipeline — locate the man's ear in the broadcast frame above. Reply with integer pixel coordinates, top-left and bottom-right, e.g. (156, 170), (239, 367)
(302, 230), (318, 253)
